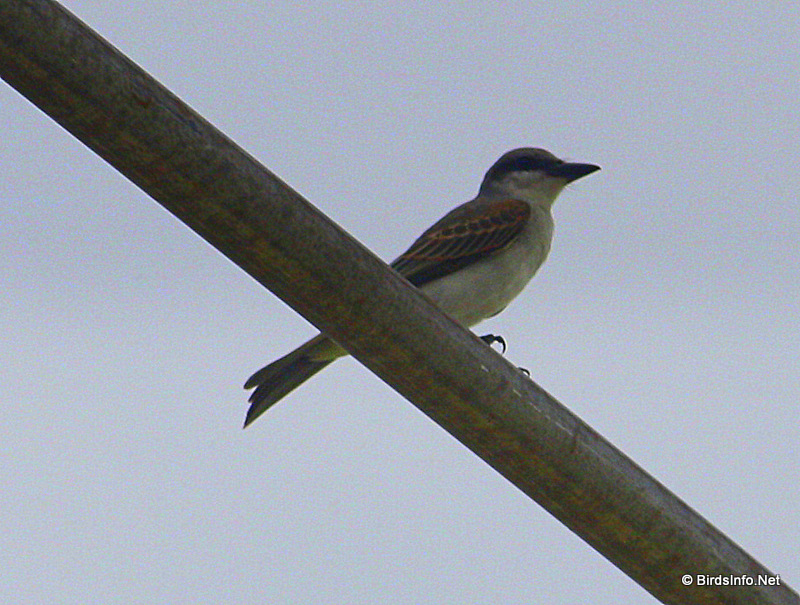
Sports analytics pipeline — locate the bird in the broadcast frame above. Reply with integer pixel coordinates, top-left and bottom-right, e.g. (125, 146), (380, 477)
(243, 148), (600, 427)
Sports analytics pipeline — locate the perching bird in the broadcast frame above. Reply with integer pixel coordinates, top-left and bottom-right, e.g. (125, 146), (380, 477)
(243, 148), (599, 427)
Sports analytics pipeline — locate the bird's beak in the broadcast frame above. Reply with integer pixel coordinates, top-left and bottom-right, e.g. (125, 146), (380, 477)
(551, 162), (601, 182)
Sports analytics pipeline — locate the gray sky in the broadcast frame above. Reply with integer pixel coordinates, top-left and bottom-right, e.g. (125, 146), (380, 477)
(2, 1), (797, 603)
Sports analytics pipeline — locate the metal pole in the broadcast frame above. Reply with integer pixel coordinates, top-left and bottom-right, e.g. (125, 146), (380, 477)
(0, 2), (795, 603)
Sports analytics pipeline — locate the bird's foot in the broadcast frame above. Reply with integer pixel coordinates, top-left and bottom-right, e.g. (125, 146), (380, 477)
(518, 367), (530, 376)
(480, 334), (506, 354)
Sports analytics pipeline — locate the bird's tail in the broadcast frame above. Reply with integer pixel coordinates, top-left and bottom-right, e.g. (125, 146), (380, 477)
(243, 334), (344, 427)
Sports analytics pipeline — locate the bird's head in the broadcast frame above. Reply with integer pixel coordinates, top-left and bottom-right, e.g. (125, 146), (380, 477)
(479, 148), (600, 205)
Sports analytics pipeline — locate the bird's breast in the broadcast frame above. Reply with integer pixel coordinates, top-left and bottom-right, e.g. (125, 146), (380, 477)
(420, 208), (553, 328)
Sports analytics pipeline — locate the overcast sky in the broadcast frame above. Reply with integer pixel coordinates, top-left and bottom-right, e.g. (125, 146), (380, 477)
(1, 1), (798, 603)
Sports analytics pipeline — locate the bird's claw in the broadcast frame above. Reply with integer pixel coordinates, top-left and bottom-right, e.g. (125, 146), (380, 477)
(480, 334), (506, 354)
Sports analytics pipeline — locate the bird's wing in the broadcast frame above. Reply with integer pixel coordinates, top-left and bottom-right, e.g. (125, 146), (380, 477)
(390, 197), (530, 287)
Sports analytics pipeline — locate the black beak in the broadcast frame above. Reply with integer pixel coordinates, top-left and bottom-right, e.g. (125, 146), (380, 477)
(549, 162), (601, 182)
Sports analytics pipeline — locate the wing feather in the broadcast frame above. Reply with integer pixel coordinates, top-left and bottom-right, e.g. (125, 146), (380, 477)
(391, 198), (530, 287)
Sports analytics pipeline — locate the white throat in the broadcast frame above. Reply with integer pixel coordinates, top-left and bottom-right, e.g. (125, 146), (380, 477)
(482, 172), (566, 208)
